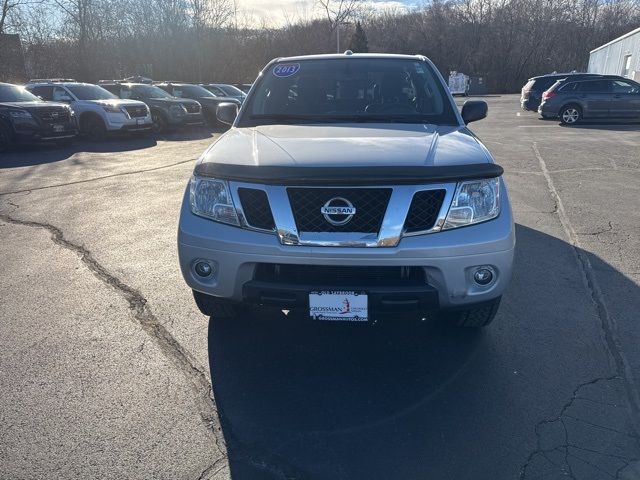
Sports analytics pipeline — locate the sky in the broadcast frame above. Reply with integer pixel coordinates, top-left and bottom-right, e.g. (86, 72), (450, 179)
(235, 0), (417, 27)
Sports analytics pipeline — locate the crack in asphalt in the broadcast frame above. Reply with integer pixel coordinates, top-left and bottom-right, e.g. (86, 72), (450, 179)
(197, 456), (228, 480)
(0, 157), (197, 196)
(533, 142), (640, 430)
(0, 212), (228, 477)
(0, 210), (306, 480)
(518, 376), (633, 479)
(521, 142), (640, 479)
(576, 220), (614, 237)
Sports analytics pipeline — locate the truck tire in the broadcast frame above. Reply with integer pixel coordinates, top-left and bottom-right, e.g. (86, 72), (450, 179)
(0, 125), (12, 152)
(559, 104), (582, 125)
(82, 115), (107, 141)
(56, 138), (75, 147)
(151, 111), (168, 134)
(193, 290), (242, 318)
(444, 297), (501, 327)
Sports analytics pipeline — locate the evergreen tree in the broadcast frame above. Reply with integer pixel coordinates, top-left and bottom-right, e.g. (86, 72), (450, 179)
(348, 21), (369, 53)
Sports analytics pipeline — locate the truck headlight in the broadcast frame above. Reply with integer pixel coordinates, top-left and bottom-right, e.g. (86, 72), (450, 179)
(443, 178), (500, 229)
(189, 176), (239, 226)
(102, 104), (123, 114)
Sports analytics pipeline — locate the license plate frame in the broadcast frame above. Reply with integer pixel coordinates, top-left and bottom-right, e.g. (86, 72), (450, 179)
(309, 290), (368, 322)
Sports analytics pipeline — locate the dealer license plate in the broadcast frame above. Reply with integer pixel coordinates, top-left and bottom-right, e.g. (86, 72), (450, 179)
(309, 291), (368, 322)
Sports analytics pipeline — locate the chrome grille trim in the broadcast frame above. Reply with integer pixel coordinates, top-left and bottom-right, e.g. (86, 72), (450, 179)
(229, 181), (456, 247)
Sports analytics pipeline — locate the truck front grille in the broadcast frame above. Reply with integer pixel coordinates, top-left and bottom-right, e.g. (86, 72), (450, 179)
(33, 108), (71, 123)
(238, 188), (275, 230)
(403, 189), (446, 233)
(254, 264), (426, 287)
(287, 187), (391, 233)
(123, 105), (148, 118)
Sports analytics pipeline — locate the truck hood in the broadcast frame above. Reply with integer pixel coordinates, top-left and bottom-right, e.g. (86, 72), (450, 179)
(144, 98), (200, 108)
(87, 99), (146, 108)
(198, 96), (240, 106)
(198, 124), (493, 169)
(0, 101), (69, 110)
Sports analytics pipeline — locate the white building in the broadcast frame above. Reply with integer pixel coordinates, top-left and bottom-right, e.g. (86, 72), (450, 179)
(588, 27), (640, 81)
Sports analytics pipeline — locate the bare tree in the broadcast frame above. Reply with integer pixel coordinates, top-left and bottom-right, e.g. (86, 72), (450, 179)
(0, 0), (42, 33)
(189, 0), (233, 30)
(317, 0), (361, 29)
(12, 0), (640, 89)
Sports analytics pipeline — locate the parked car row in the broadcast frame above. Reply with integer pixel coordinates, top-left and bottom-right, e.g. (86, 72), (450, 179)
(0, 78), (252, 151)
(521, 72), (640, 124)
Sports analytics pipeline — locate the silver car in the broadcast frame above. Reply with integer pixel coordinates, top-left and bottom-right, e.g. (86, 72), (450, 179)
(178, 53), (515, 327)
(26, 81), (152, 139)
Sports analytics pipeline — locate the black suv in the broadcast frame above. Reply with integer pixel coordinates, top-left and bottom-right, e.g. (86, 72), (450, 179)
(520, 73), (611, 111)
(0, 82), (78, 151)
(538, 76), (640, 124)
(99, 82), (204, 133)
(154, 83), (241, 125)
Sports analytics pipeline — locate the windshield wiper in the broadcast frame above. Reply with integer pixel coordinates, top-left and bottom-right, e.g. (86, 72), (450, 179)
(248, 114), (329, 123)
(249, 114), (427, 124)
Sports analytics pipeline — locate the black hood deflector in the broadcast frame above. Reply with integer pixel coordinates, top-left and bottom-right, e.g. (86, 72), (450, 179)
(194, 162), (503, 185)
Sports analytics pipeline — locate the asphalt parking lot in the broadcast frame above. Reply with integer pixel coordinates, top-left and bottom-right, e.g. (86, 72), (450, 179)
(1, 94), (639, 480)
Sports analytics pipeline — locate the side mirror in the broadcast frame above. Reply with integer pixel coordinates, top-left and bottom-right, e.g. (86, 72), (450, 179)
(217, 102), (238, 125)
(461, 100), (488, 124)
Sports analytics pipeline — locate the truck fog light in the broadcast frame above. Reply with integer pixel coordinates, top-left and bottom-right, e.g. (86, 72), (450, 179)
(473, 267), (494, 286)
(194, 260), (216, 278)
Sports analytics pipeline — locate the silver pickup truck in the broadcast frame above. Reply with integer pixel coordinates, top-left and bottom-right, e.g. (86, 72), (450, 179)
(178, 53), (515, 327)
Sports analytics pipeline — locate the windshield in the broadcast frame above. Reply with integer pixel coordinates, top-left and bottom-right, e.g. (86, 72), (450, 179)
(0, 84), (42, 103)
(218, 85), (246, 97)
(240, 58), (457, 126)
(132, 85), (174, 99)
(175, 85), (215, 98)
(67, 84), (117, 100)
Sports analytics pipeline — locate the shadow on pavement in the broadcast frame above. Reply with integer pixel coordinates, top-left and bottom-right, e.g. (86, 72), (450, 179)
(559, 121), (640, 131)
(1, 125), (224, 168)
(155, 125), (224, 142)
(207, 224), (640, 479)
(0, 135), (158, 168)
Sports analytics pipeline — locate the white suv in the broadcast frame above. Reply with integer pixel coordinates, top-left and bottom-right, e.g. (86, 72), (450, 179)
(178, 53), (515, 327)
(26, 81), (152, 139)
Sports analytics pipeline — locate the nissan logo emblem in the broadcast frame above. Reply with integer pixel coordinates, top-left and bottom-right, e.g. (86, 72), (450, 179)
(320, 197), (356, 226)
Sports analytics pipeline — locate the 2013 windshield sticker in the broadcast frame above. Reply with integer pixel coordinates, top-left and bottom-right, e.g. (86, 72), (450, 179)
(273, 63), (300, 77)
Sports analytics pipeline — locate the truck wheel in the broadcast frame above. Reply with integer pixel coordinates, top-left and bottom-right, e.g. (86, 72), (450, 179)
(151, 111), (168, 134)
(444, 297), (501, 328)
(83, 116), (107, 141)
(56, 138), (75, 147)
(193, 290), (242, 318)
(559, 105), (582, 125)
(0, 126), (11, 152)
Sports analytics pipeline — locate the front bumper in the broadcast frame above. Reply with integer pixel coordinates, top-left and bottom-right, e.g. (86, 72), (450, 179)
(177, 185), (515, 310)
(104, 113), (153, 132)
(168, 112), (205, 127)
(244, 280), (440, 312)
(12, 124), (78, 143)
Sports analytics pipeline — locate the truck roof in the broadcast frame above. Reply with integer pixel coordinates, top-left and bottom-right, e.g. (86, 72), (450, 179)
(274, 52), (426, 62)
